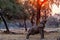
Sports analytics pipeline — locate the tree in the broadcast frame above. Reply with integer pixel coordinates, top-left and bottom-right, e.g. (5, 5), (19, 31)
(0, 0), (16, 33)
(23, 0), (36, 27)
(25, 0), (52, 39)
(0, 0), (30, 32)
(0, 10), (9, 33)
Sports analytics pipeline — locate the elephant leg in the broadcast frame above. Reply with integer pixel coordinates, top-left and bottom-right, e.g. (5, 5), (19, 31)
(26, 33), (31, 39)
(26, 29), (32, 39)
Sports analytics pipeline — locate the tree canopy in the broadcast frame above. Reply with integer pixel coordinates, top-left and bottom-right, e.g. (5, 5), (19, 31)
(0, 0), (29, 20)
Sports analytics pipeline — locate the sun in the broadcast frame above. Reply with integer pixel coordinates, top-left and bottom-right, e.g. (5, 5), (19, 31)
(51, 3), (60, 16)
(40, 0), (44, 2)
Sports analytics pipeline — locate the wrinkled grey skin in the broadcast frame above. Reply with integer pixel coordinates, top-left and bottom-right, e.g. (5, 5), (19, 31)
(26, 24), (45, 39)
(57, 37), (60, 40)
(26, 26), (41, 39)
(26, 20), (46, 39)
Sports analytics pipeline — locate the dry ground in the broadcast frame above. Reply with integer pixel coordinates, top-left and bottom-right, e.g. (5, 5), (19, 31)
(0, 28), (60, 40)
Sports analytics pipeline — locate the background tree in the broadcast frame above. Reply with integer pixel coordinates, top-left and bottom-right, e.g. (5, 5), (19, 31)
(0, 0), (30, 32)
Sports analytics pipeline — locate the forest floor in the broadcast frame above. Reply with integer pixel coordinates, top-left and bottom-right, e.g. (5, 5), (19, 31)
(0, 28), (60, 40)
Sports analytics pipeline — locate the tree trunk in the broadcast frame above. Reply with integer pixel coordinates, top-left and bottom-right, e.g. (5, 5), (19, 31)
(36, 0), (45, 39)
(0, 13), (9, 32)
(31, 16), (34, 26)
(24, 19), (27, 31)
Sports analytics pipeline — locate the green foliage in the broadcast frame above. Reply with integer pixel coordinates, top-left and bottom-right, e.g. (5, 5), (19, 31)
(0, 0), (30, 20)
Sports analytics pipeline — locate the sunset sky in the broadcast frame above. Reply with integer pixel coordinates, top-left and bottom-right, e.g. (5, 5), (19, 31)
(16, 0), (60, 16)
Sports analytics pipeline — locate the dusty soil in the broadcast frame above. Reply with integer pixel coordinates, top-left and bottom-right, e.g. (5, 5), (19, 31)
(0, 29), (60, 40)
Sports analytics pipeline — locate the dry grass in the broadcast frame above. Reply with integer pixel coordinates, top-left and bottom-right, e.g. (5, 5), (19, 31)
(0, 29), (60, 40)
